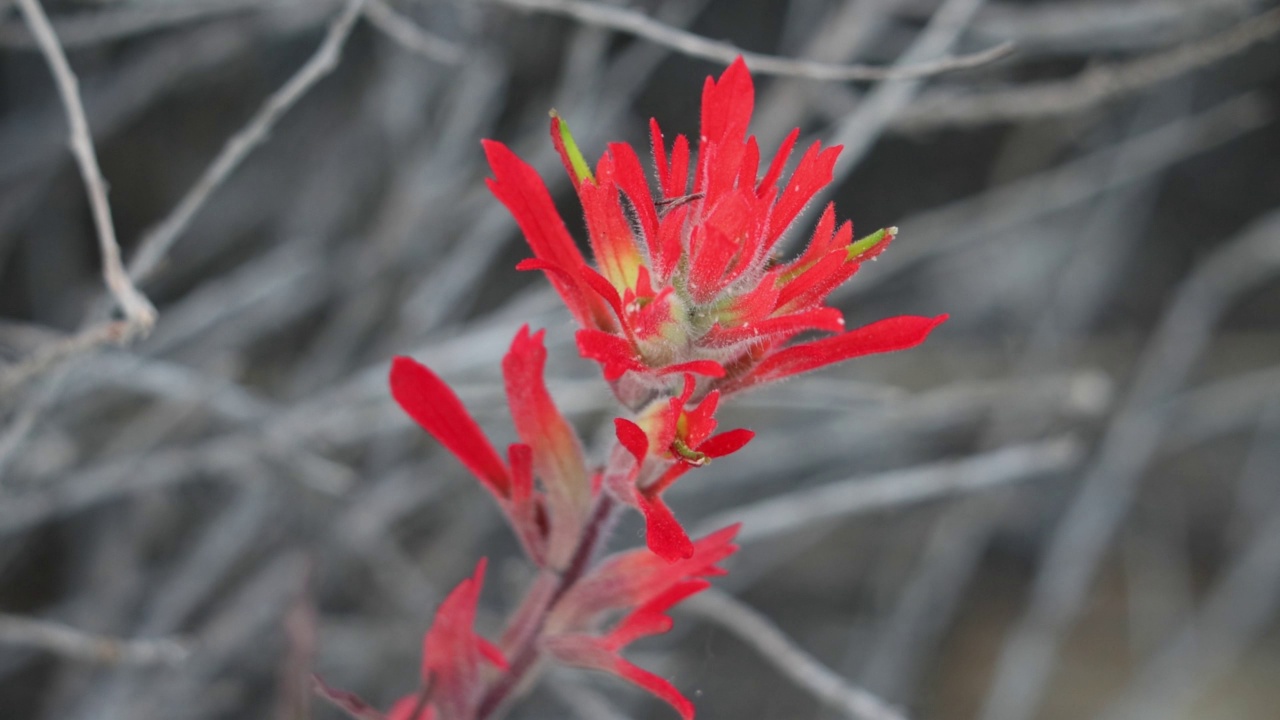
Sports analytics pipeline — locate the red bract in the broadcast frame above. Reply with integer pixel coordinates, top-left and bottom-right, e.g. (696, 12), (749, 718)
(544, 525), (740, 719)
(389, 326), (590, 568)
(484, 57), (946, 410)
(613, 375), (753, 561)
(317, 560), (505, 720)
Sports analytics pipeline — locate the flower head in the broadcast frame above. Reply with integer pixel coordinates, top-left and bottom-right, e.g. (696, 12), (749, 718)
(484, 57), (945, 410)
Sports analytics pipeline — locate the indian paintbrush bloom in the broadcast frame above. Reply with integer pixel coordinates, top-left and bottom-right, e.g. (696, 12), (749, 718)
(318, 57), (945, 720)
(485, 57), (946, 411)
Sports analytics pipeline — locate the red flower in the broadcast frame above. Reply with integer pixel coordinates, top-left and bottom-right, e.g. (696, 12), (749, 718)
(484, 57), (945, 410)
(543, 525), (740, 719)
(389, 326), (590, 569)
(612, 376), (753, 561)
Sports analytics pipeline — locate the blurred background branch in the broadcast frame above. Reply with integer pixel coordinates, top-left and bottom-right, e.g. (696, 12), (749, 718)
(1, 1), (1278, 718)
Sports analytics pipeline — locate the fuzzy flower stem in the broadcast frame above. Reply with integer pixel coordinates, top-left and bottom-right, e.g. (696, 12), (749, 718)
(476, 491), (619, 719)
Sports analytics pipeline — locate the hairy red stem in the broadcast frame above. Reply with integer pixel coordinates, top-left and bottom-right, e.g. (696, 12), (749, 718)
(475, 493), (617, 719)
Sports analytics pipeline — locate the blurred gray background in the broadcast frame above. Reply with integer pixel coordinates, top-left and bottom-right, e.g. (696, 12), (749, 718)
(2, 0), (1279, 718)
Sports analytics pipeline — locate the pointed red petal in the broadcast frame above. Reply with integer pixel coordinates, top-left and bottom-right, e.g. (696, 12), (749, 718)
(698, 428), (755, 458)
(613, 658), (697, 720)
(420, 559), (502, 718)
(697, 57), (754, 184)
(774, 250), (857, 315)
(576, 329), (643, 381)
(704, 307), (846, 348)
(610, 142), (660, 257)
(758, 127), (799, 196)
(614, 418), (650, 464)
(785, 202), (838, 274)
(484, 141), (595, 325)
(766, 141), (840, 248)
(554, 525), (740, 622)
(390, 356), (510, 498)
(639, 492), (694, 562)
(741, 314), (948, 390)
(658, 359), (726, 378)
(543, 636), (697, 720)
(665, 134), (691, 199)
(503, 326), (589, 506)
(580, 156), (644, 293)
(609, 579), (711, 649)
(385, 696), (433, 720)
(478, 637), (508, 670)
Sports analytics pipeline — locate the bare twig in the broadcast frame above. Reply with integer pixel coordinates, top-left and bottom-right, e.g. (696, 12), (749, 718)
(682, 589), (907, 720)
(852, 93), (1271, 297)
(0, 321), (131, 399)
(489, 0), (1012, 82)
(0, 0), (301, 49)
(898, 6), (1280, 130)
(0, 613), (190, 666)
(126, 0), (369, 284)
(1098, 510), (1280, 720)
(827, 0), (992, 177)
(15, 0), (157, 330)
(694, 437), (1082, 545)
(364, 0), (463, 63)
(978, 209), (1280, 720)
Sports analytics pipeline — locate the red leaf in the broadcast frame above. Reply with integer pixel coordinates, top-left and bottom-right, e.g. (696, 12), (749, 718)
(740, 314), (948, 390)
(609, 580), (710, 649)
(609, 142), (660, 256)
(758, 127), (798, 197)
(613, 658), (697, 720)
(698, 428), (755, 458)
(421, 559), (504, 719)
(555, 524), (740, 622)
(638, 492), (694, 562)
(503, 327), (589, 509)
(389, 356), (510, 499)
(658, 359), (726, 379)
(767, 141), (840, 248)
(576, 329), (642, 381)
(543, 636), (696, 720)
(697, 57), (754, 185)
(484, 141), (597, 326)
(704, 307), (846, 347)
(614, 418), (650, 464)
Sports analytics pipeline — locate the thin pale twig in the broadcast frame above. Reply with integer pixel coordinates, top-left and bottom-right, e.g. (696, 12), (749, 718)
(126, 0), (369, 284)
(682, 589), (907, 720)
(0, 0), (302, 48)
(978, 209), (1280, 720)
(0, 612), (190, 666)
(15, 0), (156, 331)
(694, 437), (1082, 545)
(489, 0), (1012, 82)
(364, 0), (463, 64)
(898, 6), (1280, 130)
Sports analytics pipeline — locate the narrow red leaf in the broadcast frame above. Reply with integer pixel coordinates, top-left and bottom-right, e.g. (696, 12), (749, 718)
(503, 326), (589, 508)
(698, 428), (755, 458)
(389, 356), (510, 499)
(741, 314), (948, 390)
